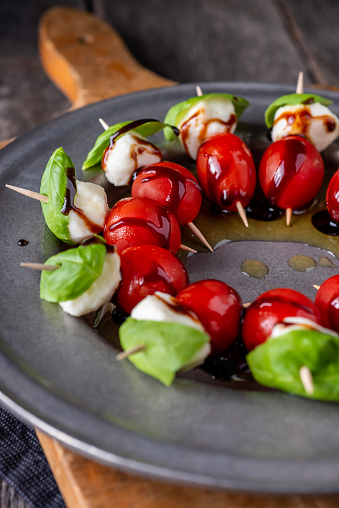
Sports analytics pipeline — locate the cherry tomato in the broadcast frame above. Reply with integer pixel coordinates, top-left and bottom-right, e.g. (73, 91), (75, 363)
(259, 136), (324, 210)
(177, 279), (242, 355)
(314, 274), (339, 332)
(196, 132), (256, 212)
(131, 161), (202, 226)
(103, 197), (181, 254)
(242, 288), (323, 351)
(115, 245), (189, 314)
(326, 169), (339, 222)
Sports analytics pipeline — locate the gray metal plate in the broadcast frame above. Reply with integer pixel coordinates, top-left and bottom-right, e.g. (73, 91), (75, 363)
(1, 83), (339, 493)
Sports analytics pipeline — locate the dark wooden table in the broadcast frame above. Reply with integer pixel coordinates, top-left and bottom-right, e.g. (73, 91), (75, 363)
(1, 0), (339, 506)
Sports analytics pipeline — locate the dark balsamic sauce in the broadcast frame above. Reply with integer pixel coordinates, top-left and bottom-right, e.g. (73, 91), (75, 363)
(110, 119), (179, 146)
(274, 107), (336, 134)
(201, 339), (250, 381)
(81, 236), (115, 254)
(312, 210), (339, 236)
(181, 112), (236, 155)
(61, 167), (102, 234)
(246, 199), (283, 221)
(17, 239), (28, 246)
(112, 307), (128, 325)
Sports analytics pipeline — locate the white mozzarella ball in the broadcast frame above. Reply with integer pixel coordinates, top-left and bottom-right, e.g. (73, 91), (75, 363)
(271, 103), (339, 152)
(131, 291), (211, 369)
(131, 292), (205, 332)
(178, 98), (237, 160)
(68, 181), (108, 243)
(60, 251), (121, 317)
(271, 316), (338, 339)
(102, 132), (162, 186)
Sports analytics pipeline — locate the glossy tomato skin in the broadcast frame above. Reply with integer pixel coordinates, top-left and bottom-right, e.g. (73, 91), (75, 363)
(131, 161), (202, 226)
(196, 132), (256, 212)
(242, 288), (323, 351)
(177, 279), (242, 355)
(326, 169), (339, 222)
(259, 136), (324, 210)
(315, 275), (339, 332)
(115, 245), (189, 314)
(103, 197), (181, 254)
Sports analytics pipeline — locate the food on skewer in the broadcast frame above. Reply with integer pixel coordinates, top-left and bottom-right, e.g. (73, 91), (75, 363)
(247, 319), (339, 401)
(103, 196), (182, 254)
(82, 119), (179, 185)
(131, 161), (213, 251)
(265, 91), (339, 152)
(7, 148), (108, 244)
(258, 136), (324, 225)
(163, 93), (249, 160)
(314, 274), (339, 333)
(196, 132), (256, 227)
(176, 279), (242, 355)
(242, 288), (323, 352)
(326, 169), (339, 222)
(23, 240), (121, 317)
(114, 245), (189, 314)
(118, 292), (210, 386)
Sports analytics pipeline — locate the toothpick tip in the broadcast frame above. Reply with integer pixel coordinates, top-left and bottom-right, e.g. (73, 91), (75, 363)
(196, 85), (203, 97)
(286, 208), (293, 226)
(99, 118), (110, 131)
(187, 222), (213, 252)
(236, 201), (249, 227)
(299, 365), (314, 395)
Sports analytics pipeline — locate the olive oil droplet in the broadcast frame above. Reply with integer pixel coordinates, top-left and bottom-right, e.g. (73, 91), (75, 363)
(241, 259), (269, 280)
(287, 255), (317, 272)
(319, 256), (336, 268)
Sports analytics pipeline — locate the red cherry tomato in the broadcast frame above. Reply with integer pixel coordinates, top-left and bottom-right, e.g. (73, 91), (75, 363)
(242, 288), (323, 351)
(315, 274), (339, 332)
(131, 161), (202, 226)
(196, 132), (256, 212)
(103, 197), (181, 254)
(177, 279), (242, 355)
(326, 169), (339, 222)
(115, 245), (189, 314)
(259, 136), (324, 210)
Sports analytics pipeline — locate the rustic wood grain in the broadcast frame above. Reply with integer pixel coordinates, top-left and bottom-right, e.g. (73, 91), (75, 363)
(280, 0), (339, 87)
(94, 0), (312, 85)
(39, 7), (173, 109)
(0, 0), (85, 140)
(37, 430), (339, 508)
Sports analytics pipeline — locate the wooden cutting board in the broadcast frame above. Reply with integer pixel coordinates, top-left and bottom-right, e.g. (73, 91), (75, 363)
(9, 6), (339, 507)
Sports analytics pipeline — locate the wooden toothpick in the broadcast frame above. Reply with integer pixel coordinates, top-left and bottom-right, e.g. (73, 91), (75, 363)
(286, 207), (293, 226)
(99, 118), (110, 131)
(187, 222), (213, 252)
(299, 365), (314, 395)
(196, 85), (203, 97)
(116, 344), (146, 360)
(296, 71), (304, 94)
(180, 244), (197, 254)
(20, 262), (58, 272)
(313, 285), (320, 290)
(6, 184), (49, 203)
(236, 201), (249, 228)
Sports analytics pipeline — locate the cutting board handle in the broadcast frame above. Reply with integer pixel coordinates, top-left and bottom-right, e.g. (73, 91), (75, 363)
(39, 6), (174, 109)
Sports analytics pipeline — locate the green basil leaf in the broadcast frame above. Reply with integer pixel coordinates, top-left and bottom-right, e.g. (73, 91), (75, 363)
(82, 120), (177, 170)
(247, 329), (339, 401)
(265, 93), (333, 128)
(40, 147), (75, 244)
(119, 318), (210, 386)
(40, 243), (107, 302)
(163, 93), (250, 142)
